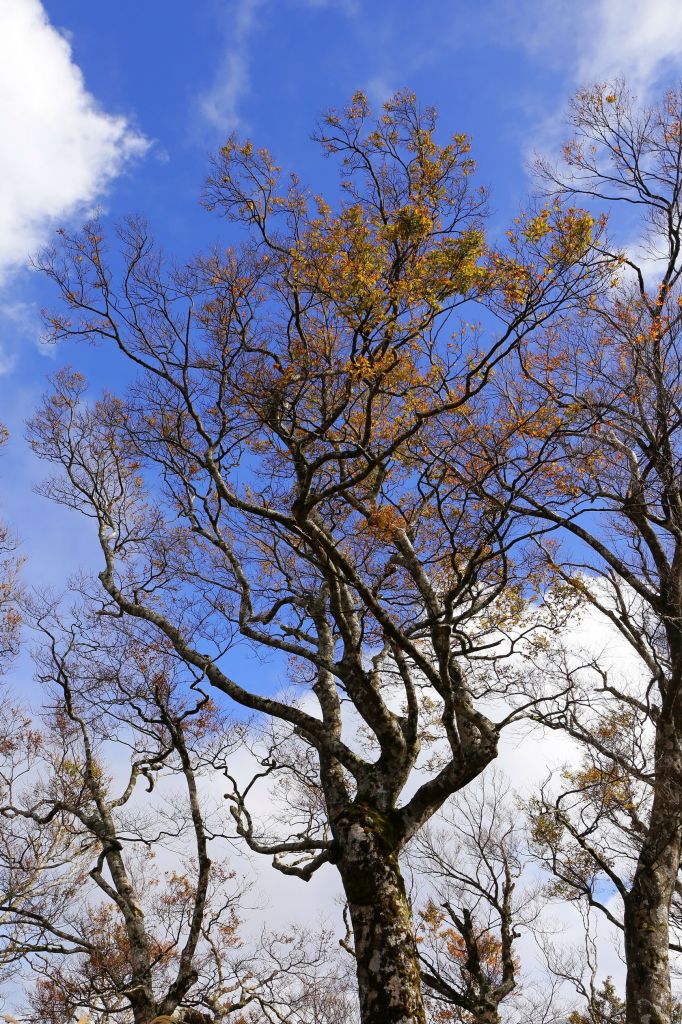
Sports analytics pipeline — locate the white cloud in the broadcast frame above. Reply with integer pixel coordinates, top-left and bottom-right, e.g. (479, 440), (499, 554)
(503, 0), (682, 96)
(574, 0), (682, 93)
(0, 0), (148, 281)
(488, 0), (682, 205)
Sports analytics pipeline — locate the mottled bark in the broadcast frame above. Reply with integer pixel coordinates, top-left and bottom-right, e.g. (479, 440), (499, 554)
(131, 1005), (156, 1024)
(623, 743), (682, 1024)
(334, 809), (426, 1024)
(474, 1008), (501, 1024)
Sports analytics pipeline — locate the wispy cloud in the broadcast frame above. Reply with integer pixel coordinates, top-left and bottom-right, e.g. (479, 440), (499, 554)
(364, 75), (394, 108)
(0, 300), (50, 370)
(574, 0), (682, 94)
(0, 0), (148, 282)
(501, 0), (682, 96)
(295, 0), (359, 12)
(199, 0), (359, 133)
(198, 0), (267, 132)
(483, 0), (682, 185)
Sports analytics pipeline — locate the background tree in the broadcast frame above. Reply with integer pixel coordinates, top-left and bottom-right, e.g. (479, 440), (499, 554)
(30, 91), (603, 1024)
(469, 81), (682, 1024)
(238, 947), (360, 1024)
(0, 425), (21, 674)
(526, 640), (682, 951)
(568, 978), (627, 1024)
(0, 609), (311, 1024)
(410, 773), (533, 1024)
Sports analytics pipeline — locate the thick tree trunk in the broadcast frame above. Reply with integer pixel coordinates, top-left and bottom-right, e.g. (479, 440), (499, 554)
(623, 743), (682, 1024)
(131, 1004), (157, 1024)
(334, 809), (426, 1024)
(624, 858), (676, 1024)
(473, 1006), (500, 1024)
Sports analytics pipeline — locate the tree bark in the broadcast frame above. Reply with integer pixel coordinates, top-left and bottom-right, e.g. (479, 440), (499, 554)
(623, 743), (682, 1024)
(474, 1009), (500, 1024)
(131, 1003), (157, 1024)
(333, 808), (426, 1024)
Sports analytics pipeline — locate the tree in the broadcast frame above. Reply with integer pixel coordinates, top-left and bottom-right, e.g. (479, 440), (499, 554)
(477, 81), (682, 1024)
(0, 608), (310, 1024)
(243, 948), (360, 1024)
(568, 978), (626, 1024)
(29, 91), (602, 1023)
(525, 637), (682, 958)
(566, 968), (681, 1024)
(565, 978), (622, 1024)
(0, 425), (21, 674)
(411, 774), (532, 1024)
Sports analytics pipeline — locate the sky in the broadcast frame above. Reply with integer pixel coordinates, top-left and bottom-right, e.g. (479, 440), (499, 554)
(3, 0), (682, 590)
(0, 0), (680, 1008)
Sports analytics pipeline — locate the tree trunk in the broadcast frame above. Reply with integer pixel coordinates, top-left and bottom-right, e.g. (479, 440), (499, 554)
(623, 743), (682, 1024)
(132, 1005), (157, 1024)
(333, 808), (426, 1024)
(473, 1006), (500, 1024)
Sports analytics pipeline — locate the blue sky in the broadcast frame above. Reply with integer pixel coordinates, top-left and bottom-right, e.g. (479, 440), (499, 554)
(2, 0), (682, 610)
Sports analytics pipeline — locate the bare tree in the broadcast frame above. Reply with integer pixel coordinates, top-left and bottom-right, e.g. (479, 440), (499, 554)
(524, 638), (665, 930)
(535, 903), (625, 1024)
(0, 609), (311, 1024)
(239, 941), (360, 1024)
(410, 773), (537, 1024)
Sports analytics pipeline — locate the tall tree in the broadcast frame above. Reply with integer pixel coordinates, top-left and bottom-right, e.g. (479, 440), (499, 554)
(480, 82), (682, 1024)
(29, 92), (602, 1024)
